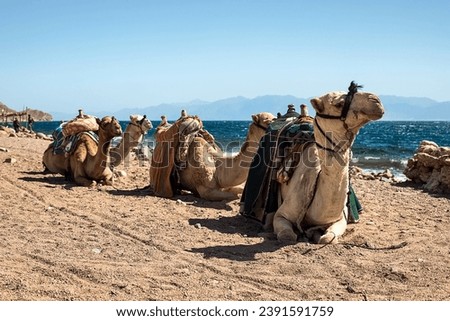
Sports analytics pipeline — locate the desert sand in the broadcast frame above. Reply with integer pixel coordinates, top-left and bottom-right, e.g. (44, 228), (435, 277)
(0, 135), (449, 301)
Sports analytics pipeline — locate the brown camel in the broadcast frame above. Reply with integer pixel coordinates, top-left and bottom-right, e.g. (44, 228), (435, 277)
(68, 116), (122, 187)
(150, 111), (274, 201)
(150, 113), (207, 198)
(43, 115), (150, 177)
(178, 112), (275, 201)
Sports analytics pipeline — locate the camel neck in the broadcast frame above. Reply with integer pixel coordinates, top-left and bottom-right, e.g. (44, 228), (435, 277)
(308, 121), (354, 223)
(92, 132), (113, 176)
(314, 117), (355, 153)
(111, 124), (143, 167)
(215, 126), (264, 187)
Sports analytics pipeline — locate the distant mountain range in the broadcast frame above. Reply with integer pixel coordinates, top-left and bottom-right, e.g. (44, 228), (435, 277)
(18, 95), (450, 121)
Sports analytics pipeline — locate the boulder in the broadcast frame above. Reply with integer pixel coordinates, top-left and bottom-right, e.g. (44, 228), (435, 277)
(4, 157), (17, 164)
(404, 140), (450, 193)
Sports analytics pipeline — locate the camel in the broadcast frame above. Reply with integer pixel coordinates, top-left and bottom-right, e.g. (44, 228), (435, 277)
(109, 114), (153, 167)
(150, 112), (214, 198)
(43, 114), (151, 177)
(67, 116), (122, 187)
(178, 112), (275, 201)
(268, 82), (384, 244)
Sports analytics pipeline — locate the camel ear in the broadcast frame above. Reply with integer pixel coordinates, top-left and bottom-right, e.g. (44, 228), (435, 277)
(129, 115), (134, 121)
(95, 117), (101, 125)
(310, 98), (324, 113)
(252, 114), (259, 123)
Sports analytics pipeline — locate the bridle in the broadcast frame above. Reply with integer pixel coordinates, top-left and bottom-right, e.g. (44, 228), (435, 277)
(312, 82), (363, 227)
(252, 119), (271, 131)
(124, 115), (151, 146)
(314, 81), (362, 153)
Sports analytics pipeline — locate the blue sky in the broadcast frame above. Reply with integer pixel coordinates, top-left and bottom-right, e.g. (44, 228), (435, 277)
(1, 0), (449, 113)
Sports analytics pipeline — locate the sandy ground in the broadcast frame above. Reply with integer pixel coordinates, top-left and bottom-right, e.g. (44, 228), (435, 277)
(0, 136), (449, 301)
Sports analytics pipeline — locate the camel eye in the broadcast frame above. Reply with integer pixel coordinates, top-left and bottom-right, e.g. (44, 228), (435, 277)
(336, 99), (345, 109)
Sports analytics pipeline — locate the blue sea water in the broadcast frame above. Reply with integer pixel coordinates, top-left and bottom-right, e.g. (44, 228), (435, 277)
(29, 120), (450, 177)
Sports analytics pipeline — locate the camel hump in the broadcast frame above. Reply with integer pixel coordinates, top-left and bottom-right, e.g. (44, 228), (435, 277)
(62, 116), (99, 136)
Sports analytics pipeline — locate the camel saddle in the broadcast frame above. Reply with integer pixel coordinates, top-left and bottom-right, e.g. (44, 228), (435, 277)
(240, 113), (314, 222)
(51, 125), (98, 155)
(240, 114), (362, 225)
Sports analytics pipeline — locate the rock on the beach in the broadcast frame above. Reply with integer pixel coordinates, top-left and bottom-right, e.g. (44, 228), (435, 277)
(350, 166), (396, 182)
(0, 126), (16, 135)
(4, 157), (17, 164)
(0, 147), (9, 152)
(404, 140), (450, 193)
(114, 169), (127, 178)
(35, 132), (53, 140)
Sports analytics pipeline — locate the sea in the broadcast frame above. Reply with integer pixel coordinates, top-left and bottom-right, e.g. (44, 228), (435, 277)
(30, 120), (450, 179)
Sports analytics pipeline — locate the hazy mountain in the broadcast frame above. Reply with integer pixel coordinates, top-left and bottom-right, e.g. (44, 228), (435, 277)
(380, 96), (450, 120)
(41, 95), (450, 121)
(101, 95), (311, 121)
(116, 95), (450, 121)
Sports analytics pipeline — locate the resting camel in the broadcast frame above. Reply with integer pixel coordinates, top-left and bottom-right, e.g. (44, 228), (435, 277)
(68, 116), (122, 187)
(109, 114), (153, 167)
(150, 113), (207, 198)
(270, 83), (384, 244)
(179, 112), (275, 201)
(43, 114), (150, 176)
(150, 111), (275, 200)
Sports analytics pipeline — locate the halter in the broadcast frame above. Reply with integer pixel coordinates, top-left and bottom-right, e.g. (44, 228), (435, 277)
(313, 82), (363, 226)
(252, 120), (270, 131)
(314, 81), (362, 153)
(315, 81), (362, 121)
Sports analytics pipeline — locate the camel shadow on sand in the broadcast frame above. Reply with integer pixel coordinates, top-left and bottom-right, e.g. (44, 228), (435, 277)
(107, 187), (235, 210)
(187, 215), (289, 261)
(19, 171), (71, 189)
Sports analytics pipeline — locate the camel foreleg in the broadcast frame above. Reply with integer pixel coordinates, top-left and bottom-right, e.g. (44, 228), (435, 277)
(222, 183), (245, 195)
(73, 173), (97, 188)
(273, 204), (300, 243)
(320, 214), (347, 244)
(307, 214), (347, 244)
(71, 161), (97, 188)
(197, 186), (239, 201)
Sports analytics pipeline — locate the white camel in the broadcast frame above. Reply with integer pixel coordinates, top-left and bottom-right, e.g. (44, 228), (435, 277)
(270, 83), (384, 244)
(109, 114), (153, 167)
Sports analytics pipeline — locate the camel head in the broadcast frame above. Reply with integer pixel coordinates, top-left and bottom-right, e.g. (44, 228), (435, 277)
(97, 116), (123, 139)
(248, 112), (275, 140)
(310, 82), (384, 133)
(130, 114), (153, 134)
